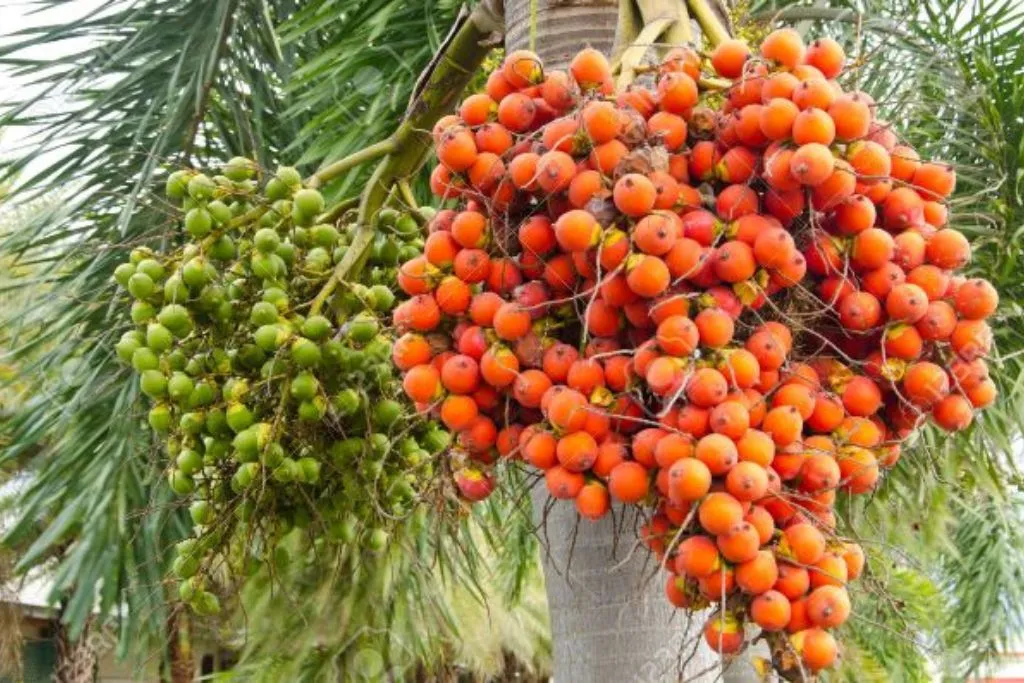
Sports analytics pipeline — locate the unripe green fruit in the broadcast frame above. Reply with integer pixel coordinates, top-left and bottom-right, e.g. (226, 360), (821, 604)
(249, 301), (278, 327)
(176, 448), (203, 475)
(127, 272), (155, 299)
(197, 285), (225, 312)
(332, 388), (361, 416)
(276, 166), (302, 187)
(292, 189), (324, 224)
(366, 528), (389, 553)
(207, 200), (231, 225)
(232, 428), (259, 461)
(310, 224), (339, 248)
(297, 397), (327, 421)
(397, 244), (420, 262)
(187, 173), (217, 200)
(393, 214), (419, 238)
(131, 347), (159, 372)
(348, 313), (379, 343)
(148, 404), (172, 431)
(297, 457), (321, 484)
(131, 300), (156, 324)
(168, 469), (195, 496)
(290, 338), (321, 368)
(225, 403), (254, 433)
(223, 156), (255, 181)
(165, 350), (187, 372)
(253, 324), (287, 352)
(178, 578), (197, 602)
(167, 372), (194, 403)
(135, 259), (165, 282)
(236, 343), (266, 370)
(115, 336), (142, 363)
(114, 263), (136, 287)
(300, 315), (332, 341)
(185, 207), (213, 237)
(179, 411), (205, 435)
(369, 285), (395, 311)
(188, 381), (216, 407)
(250, 253), (278, 279)
(203, 436), (229, 460)
(330, 438), (363, 462)
(163, 275), (190, 302)
(377, 208), (399, 228)
(304, 247), (331, 272)
(189, 500), (214, 525)
(369, 433), (390, 457)
(146, 323), (173, 353)
(262, 287), (289, 311)
(166, 170), (191, 199)
(271, 458), (298, 483)
(376, 238), (400, 266)
(422, 429), (452, 454)
(372, 400), (403, 429)
(172, 553), (200, 578)
(254, 228), (280, 253)
(182, 258), (211, 288)
(208, 235), (236, 261)
(275, 241), (295, 266)
(364, 337), (391, 363)
(158, 304), (192, 337)
(417, 206), (437, 222)
(321, 340), (345, 367)
(232, 462), (260, 490)
(290, 372), (319, 401)
(140, 370), (168, 397)
(261, 441), (285, 468)
(192, 591), (221, 617)
(223, 378), (248, 402)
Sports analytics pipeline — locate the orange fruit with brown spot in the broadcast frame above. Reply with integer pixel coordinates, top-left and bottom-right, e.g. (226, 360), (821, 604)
(676, 535), (721, 578)
(805, 37), (845, 78)
(790, 143), (835, 186)
(718, 521), (761, 563)
(699, 492), (745, 535)
(725, 460), (769, 501)
(545, 465), (585, 499)
(806, 585), (851, 628)
(783, 523), (826, 565)
(608, 461), (650, 503)
(751, 589), (792, 630)
(711, 39), (751, 78)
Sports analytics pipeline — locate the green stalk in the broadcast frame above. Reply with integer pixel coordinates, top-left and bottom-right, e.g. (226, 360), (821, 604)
(687, 0), (731, 47)
(309, 3), (499, 315)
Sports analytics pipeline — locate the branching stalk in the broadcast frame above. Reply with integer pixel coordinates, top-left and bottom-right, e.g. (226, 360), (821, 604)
(687, 0), (731, 47)
(309, 2), (500, 315)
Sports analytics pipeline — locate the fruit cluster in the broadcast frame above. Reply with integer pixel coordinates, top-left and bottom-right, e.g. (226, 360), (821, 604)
(395, 30), (997, 676)
(114, 161), (448, 613)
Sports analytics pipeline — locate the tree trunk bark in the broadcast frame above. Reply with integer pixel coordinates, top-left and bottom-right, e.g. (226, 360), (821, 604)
(52, 616), (98, 683)
(505, 2), (760, 680)
(165, 607), (194, 683)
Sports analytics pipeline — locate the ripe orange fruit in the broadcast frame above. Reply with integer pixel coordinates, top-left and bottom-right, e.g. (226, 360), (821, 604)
(608, 461), (650, 503)
(711, 39), (751, 78)
(806, 585), (851, 628)
(545, 465), (585, 499)
(782, 523), (826, 565)
(760, 28), (805, 68)
(699, 492), (744, 535)
(717, 521), (761, 563)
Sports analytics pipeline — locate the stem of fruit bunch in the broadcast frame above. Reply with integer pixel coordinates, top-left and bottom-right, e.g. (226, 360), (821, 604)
(686, 0), (731, 48)
(615, 0), (693, 88)
(307, 2), (502, 316)
(307, 139), (397, 189)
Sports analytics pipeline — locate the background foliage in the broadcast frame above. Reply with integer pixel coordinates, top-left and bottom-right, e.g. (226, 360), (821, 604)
(1, 0), (1023, 679)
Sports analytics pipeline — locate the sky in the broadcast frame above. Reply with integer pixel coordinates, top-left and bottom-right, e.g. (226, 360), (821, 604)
(0, 0), (105, 162)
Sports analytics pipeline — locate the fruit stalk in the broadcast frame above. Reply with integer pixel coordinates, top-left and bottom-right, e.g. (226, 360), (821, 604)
(687, 0), (731, 48)
(309, 2), (502, 315)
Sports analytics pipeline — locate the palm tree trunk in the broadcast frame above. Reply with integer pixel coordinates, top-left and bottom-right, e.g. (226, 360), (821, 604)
(52, 615), (98, 683)
(505, 2), (759, 679)
(165, 607), (194, 683)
